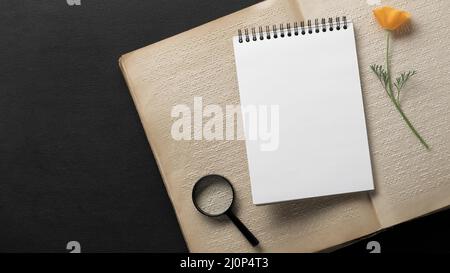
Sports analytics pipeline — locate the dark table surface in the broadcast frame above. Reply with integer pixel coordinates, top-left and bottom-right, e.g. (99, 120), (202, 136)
(0, 0), (448, 253)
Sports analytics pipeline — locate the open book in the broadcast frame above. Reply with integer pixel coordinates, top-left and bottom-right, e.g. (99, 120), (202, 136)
(119, 0), (450, 252)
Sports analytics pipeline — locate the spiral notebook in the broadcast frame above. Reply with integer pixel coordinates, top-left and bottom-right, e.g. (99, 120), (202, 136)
(233, 18), (374, 205)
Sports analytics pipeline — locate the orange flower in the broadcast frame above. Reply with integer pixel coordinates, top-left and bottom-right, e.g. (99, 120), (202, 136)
(373, 6), (411, 31)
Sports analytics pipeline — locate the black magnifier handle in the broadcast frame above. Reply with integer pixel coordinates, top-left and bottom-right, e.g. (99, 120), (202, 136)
(225, 211), (259, 246)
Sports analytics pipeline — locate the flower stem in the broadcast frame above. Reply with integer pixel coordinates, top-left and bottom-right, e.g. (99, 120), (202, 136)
(386, 32), (394, 97)
(390, 96), (430, 149)
(384, 32), (430, 150)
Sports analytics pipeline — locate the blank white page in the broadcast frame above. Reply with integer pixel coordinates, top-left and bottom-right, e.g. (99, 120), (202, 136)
(233, 22), (374, 205)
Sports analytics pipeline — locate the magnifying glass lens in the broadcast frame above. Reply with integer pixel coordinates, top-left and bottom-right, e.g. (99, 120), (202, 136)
(193, 175), (233, 216)
(192, 175), (259, 247)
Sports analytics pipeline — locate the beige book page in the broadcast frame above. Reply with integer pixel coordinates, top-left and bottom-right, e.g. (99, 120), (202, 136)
(120, 0), (380, 252)
(299, 0), (450, 228)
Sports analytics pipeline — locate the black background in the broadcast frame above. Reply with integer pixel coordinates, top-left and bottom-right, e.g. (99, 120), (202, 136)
(0, 0), (448, 253)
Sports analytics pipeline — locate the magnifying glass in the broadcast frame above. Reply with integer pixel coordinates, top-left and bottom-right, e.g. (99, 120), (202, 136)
(192, 175), (259, 247)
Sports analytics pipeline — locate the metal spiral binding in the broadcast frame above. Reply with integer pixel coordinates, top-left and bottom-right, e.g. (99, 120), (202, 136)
(238, 16), (348, 43)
